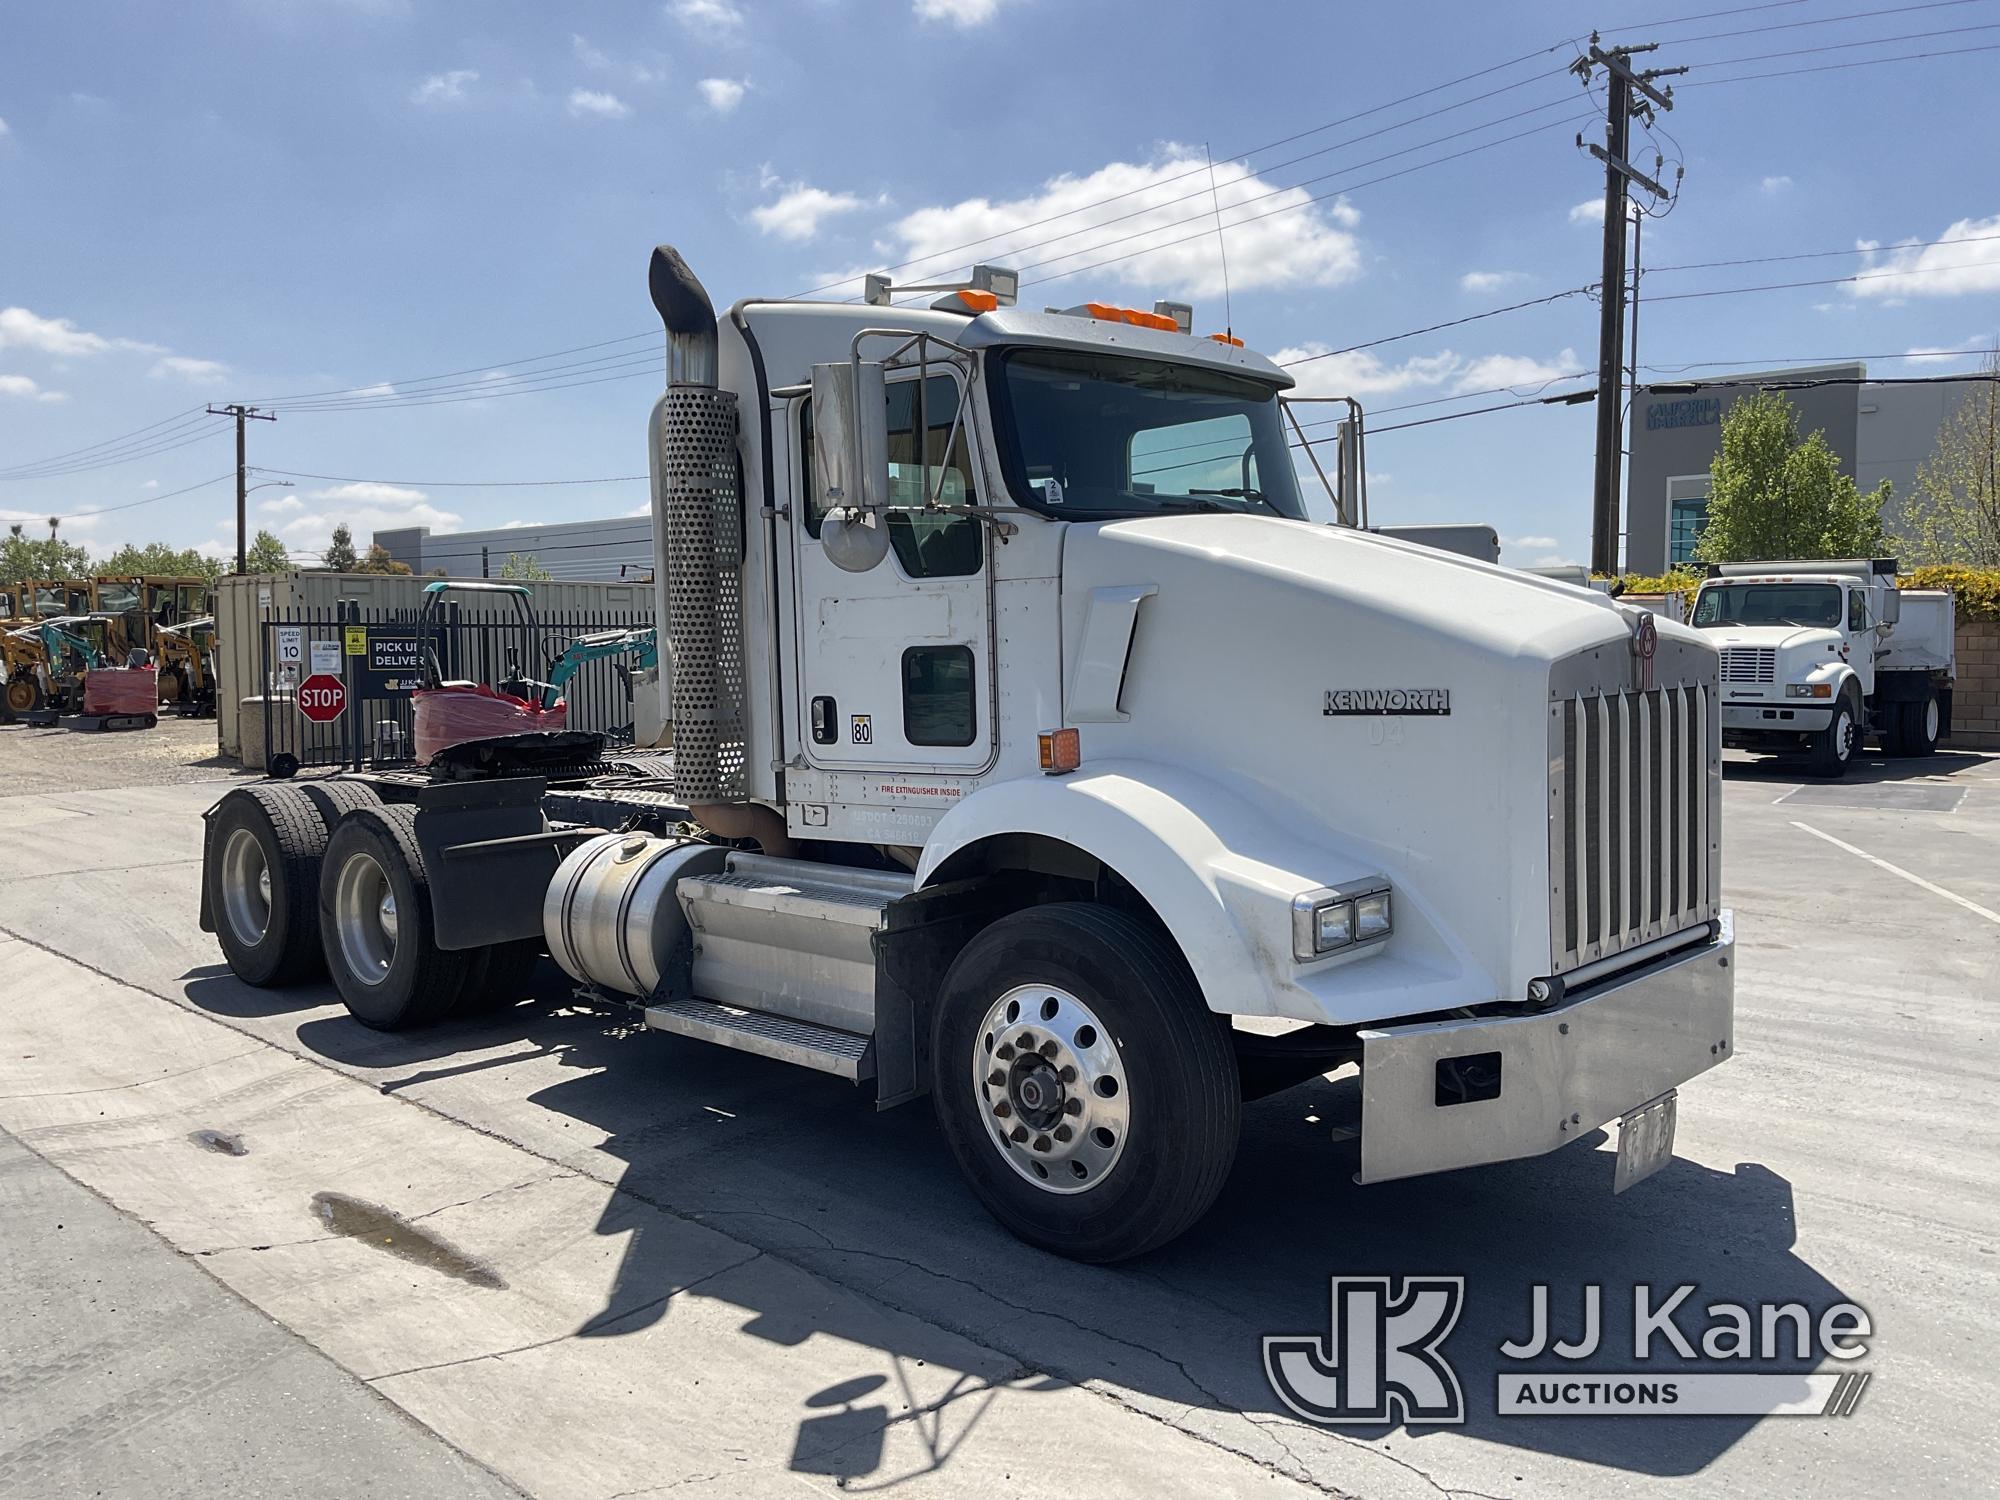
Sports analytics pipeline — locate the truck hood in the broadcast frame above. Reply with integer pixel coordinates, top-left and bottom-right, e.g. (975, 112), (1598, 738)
(1699, 623), (1842, 653)
(1056, 514), (1716, 1007)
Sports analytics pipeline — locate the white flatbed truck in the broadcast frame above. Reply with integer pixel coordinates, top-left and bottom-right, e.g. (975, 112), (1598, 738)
(199, 245), (1737, 1261)
(1690, 559), (1956, 776)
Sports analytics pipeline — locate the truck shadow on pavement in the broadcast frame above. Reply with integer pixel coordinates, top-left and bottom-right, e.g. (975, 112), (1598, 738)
(1724, 745), (1989, 786)
(187, 964), (1850, 1489)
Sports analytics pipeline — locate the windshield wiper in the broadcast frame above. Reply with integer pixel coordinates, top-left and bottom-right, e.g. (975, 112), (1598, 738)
(1182, 487), (1280, 515)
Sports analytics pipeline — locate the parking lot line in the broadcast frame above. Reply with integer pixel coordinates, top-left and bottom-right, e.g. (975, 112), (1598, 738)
(1789, 820), (2000, 926)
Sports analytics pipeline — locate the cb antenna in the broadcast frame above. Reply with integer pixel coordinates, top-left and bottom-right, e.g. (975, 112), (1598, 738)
(1204, 142), (1234, 340)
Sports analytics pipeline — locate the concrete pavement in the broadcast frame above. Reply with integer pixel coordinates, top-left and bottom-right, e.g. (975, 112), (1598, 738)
(0, 743), (1996, 1497)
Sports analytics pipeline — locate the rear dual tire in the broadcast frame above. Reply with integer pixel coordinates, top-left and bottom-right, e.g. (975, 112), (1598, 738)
(206, 782), (383, 986)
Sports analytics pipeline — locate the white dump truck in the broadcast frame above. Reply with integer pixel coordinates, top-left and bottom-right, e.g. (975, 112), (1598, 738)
(1690, 559), (1956, 776)
(198, 245), (1736, 1261)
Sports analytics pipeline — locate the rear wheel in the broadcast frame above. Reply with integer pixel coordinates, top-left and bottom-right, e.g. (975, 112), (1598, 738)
(319, 804), (471, 1030)
(204, 783), (375, 986)
(1899, 690), (1941, 757)
(4, 675), (42, 715)
(931, 903), (1240, 1262)
(455, 938), (544, 1015)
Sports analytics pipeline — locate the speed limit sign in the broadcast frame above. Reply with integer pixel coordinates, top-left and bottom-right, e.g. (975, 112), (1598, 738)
(276, 625), (303, 670)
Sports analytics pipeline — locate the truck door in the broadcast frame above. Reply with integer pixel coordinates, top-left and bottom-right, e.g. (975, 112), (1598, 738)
(790, 371), (992, 775)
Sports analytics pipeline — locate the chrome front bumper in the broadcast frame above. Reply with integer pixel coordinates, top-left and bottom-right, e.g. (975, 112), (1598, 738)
(1356, 912), (1735, 1184)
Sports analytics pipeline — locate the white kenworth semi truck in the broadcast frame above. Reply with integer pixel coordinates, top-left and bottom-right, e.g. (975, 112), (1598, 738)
(199, 245), (1736, 1261)
(1690, 559), (1956, 777)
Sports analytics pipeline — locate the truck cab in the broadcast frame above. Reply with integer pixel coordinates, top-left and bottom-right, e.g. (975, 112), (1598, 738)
(1691, 559), (1955, 775)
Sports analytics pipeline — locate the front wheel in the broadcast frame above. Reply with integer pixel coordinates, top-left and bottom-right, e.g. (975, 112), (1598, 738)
(1808, 697), (1858, 778)
(931, 903), (1240, 1262)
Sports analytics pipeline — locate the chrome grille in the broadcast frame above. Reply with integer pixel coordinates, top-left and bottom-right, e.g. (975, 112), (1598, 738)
(1549, 677), (1720, 975)
(1718, 647), (1776, 684)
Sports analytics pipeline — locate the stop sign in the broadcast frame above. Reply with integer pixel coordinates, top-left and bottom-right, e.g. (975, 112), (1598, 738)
(298, 673), (347, 723)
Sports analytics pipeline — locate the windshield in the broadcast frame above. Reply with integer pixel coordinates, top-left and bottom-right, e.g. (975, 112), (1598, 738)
(1692, 583), (1842, 629)
(989, 348), (1307, 520)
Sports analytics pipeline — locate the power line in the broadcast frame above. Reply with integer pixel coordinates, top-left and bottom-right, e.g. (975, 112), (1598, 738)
(1649, 228), (2000, 273)
(0, 405), (210, 479)
(1670, 0), (1994, 46)
(1646, 255), (2000, 301)
(1683, 16), (2000, 67)
(245, 329), (662, 406)
(254, 468), (646, 487)
(1278, 288), (1591, 367)
(57, 472), (237, 520)
(0, 412), (228, 482)
(1680, 35), (2000, 82)
(1639, 346), (1997, 371)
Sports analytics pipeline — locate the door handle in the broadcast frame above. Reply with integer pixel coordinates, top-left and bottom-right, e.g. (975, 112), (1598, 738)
(811, 694), (838, 744)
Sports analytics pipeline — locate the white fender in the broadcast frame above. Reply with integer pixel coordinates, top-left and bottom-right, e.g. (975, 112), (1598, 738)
(916, 757), (1487, 1025)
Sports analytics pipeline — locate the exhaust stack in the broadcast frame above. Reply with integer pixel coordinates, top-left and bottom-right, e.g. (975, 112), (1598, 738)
(647, 244), (746, 809)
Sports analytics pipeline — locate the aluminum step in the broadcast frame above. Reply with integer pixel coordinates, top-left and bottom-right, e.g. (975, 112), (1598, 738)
(644, 996), (875, 1081)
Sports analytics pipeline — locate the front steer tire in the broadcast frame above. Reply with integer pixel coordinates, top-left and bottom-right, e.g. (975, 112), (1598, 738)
(319, 803), (472, 1031)
(1807, 693), (1859, 779)
(931, 903), (1241, 1263)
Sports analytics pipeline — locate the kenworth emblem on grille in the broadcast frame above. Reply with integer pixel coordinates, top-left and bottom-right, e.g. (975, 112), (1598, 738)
(1323, 688), (1451, 716)
(1629, 612), (1658, 693)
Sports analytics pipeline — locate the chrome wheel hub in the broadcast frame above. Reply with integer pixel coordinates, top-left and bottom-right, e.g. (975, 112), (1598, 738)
(219, 827), (272, 947)
(333, 851), (397, 987)
(972, 984), (1130, 1195)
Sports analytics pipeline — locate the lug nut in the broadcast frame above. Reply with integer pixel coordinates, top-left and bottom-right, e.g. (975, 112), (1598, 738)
(988, 1070), (1006, 1086)
(1017, 1032), (1036, 1050)
(1064, 1098), (1083, 1116)
(1032, 1135), (1051, 1153)
(994, 1101), (1011, 1118)
(1054, 1124), (1073, 1143)
(1058, 1065), (1077, 1083)
(995, 1043), (1015, 1061)
(1039, 1040), (1059, 1057)
(1010, 1125), (1029, 1143)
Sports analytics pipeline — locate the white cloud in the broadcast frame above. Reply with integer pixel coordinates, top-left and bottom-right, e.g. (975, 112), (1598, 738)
(1760, 175), (1793, 195)
(278, 482), (461, 554)
(752, 181), (868, 242)
(1569, 198), (1605, 225)
(259, 495), (305, 515)
(1454, 348), (1581, 393)
(1273, 347), (1461, 399)
(698, 77), (747, 113)
(1850, 212), (2000, 300)
(1533, 553), (1583, 568)
(858, 148), (1364, 301)
(1506, 534), (1561, 550)
(572, 34), (612, 69)
(141, 479), (159, 489)
(0, 305), (160, 357)
(915, 0), (1007, 25)
(1459, 270), (1524, 294)
(0, 117), (10, 138)
(668, 0), (743, 32)
(0, 374), (67, 402)
(1273, 345), (1580, 402)
(150, 355), (230, 384)
(410, 69), (478, 106)
(568, 88), (631, 120)
(498, 519), (545, 529)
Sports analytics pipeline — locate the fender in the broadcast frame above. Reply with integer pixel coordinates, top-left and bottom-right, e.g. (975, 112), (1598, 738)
(916, 758), (1488, 1025)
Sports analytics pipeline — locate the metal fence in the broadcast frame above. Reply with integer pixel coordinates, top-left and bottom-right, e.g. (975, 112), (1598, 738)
(257, 601), (652, 774)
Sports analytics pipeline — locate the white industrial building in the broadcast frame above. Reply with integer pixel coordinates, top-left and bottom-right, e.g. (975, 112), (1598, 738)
(373, 516), (653, 582)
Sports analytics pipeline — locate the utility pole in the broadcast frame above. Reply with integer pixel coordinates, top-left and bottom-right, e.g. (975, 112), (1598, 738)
(1574, 37), (1683, 576)
(208, 403), (276, 573)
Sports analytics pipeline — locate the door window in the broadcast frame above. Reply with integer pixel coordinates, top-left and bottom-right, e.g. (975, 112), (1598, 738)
(799, 375), (983, 578)
(902, 645), (976, 746)
(1847, 591), (1868, 632)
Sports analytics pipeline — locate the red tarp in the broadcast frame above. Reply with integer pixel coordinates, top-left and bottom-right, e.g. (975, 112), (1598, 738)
(412, 683), (568, 762)
(82, 665), (158, 718)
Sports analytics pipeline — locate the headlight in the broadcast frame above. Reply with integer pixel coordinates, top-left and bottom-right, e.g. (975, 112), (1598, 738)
(1292, 880), (1392, 961)
(1785, 682), (1834, 698)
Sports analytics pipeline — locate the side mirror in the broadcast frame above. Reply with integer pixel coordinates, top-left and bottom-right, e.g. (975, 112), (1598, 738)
(812, 360), (891, 572)
(1878, 587), (1900, 626)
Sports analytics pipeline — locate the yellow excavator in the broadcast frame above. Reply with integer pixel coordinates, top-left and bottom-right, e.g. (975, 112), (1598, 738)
(117, 575), (216, 715)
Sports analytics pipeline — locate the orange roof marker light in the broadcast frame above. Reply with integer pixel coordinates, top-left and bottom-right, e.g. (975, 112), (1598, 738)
(1069, 301), (1181, 333)
(941, 289), (999, 314)
(1208, 333), (1244, 347)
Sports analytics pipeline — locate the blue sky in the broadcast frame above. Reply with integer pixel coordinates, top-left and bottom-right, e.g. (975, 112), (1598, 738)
(3, 0), (1997, 570)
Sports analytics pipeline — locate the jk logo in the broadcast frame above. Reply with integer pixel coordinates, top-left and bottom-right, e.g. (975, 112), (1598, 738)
(1263, 1277), (1466, 1426)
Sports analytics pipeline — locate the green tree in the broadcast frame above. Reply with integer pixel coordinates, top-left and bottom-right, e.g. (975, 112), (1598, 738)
(1899, 350), (2000, 566)
(97, 541), (222, 585)
(499, 551), (554, 581)
(244, 529), (294, 572)
(355, 542), (412, 575)
(1, 530), (95, 586)
(322, 523), (358, 571)
(1696, 390), (1891, 563)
